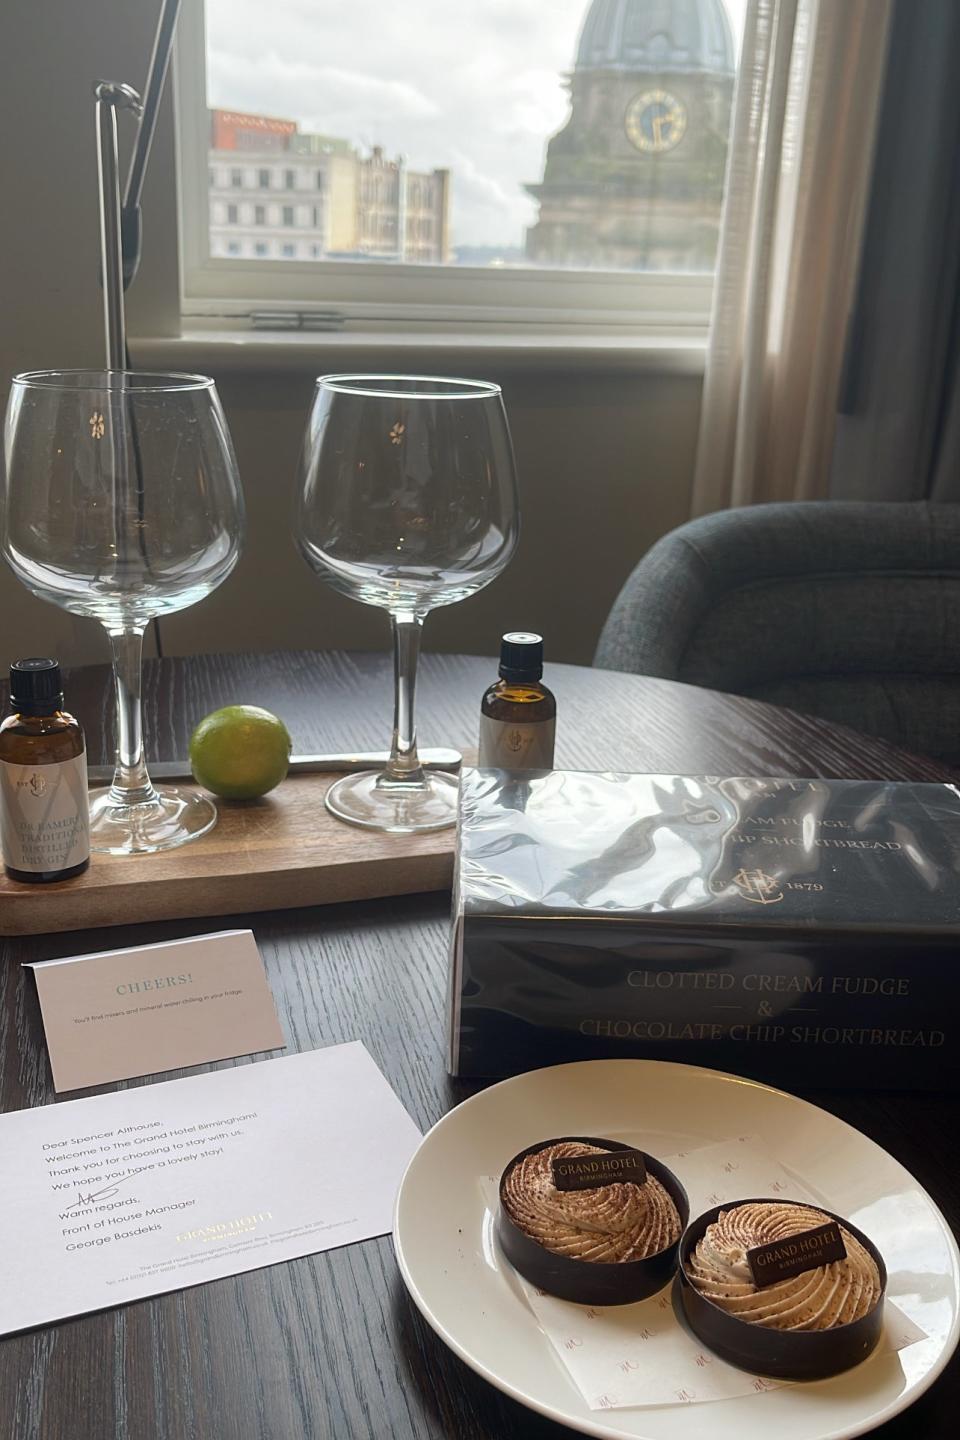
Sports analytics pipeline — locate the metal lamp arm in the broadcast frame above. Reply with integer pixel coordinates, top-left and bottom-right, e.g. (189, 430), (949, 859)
(93, 1), (182, 367)
(120, 0), (182, 291)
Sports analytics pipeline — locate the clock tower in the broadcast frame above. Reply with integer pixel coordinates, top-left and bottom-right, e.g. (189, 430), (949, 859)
(526, 0), (735, 270)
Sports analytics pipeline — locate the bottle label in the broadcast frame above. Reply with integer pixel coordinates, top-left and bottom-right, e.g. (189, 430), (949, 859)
(0, 752), (90, 874)
(478, 717), (556, 770)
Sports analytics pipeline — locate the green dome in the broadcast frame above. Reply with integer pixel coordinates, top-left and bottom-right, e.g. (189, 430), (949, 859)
(576, 0), (735, 75)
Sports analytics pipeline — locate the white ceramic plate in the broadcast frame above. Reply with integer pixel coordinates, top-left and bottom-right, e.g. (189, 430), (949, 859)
(393, 1060), (959, 1439)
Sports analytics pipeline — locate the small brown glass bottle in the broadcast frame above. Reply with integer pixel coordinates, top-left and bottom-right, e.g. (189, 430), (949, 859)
(478, 632), (556, 770)
(0, 659), (90, 883)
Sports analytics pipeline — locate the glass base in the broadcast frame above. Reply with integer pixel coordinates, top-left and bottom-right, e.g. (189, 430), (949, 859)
(325, 769), (458, 833)
(89, 786), (218, 855)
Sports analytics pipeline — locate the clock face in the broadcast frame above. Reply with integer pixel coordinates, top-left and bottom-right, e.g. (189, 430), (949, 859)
(625, 90), (688, 153)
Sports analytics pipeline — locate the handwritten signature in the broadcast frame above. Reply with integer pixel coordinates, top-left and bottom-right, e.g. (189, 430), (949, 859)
(65, 1166), (150, 1211)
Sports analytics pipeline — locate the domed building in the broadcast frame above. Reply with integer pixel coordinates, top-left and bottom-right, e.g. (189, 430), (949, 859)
(525, 0), (735, 271)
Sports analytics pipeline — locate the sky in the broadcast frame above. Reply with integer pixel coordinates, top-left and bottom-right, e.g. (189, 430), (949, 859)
(206, 0), (748, 251)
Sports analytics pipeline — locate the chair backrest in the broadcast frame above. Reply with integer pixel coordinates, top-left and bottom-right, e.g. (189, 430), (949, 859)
(594, 500), (960, 766)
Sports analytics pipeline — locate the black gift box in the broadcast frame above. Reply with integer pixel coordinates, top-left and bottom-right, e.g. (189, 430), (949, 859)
(447, 770), (960, 1088)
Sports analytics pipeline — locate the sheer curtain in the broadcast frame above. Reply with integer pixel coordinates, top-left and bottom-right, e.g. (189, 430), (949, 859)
(691, 0), (892, 517)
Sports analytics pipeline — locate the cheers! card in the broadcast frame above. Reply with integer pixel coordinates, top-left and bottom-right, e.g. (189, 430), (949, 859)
(29, 931), (285, 1091)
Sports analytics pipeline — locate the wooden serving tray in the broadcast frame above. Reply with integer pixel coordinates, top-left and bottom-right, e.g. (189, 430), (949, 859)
(0, 774), (455, 936)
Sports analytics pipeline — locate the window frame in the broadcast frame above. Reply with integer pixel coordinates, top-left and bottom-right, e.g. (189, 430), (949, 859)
(176, 0), (716, 333)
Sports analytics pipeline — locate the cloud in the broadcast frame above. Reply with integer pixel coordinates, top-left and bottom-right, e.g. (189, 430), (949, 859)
(208, 51), (440, 126)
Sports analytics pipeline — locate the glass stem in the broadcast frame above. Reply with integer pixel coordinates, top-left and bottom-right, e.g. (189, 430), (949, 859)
(381, 611), (426, 787)
(107, 626), (158, 806)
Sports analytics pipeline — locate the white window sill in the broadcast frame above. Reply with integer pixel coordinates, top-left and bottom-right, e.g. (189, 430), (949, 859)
(130, 326), (707, 376)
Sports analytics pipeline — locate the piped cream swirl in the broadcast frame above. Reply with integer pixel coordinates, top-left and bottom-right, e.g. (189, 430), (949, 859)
(687, 1202), (882, 1331)
(501, 1141), (681, 1263)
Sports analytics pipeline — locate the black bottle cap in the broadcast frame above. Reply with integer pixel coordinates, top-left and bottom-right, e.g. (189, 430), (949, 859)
(9, 658), (64, 715)
(499, 632), (543, 682)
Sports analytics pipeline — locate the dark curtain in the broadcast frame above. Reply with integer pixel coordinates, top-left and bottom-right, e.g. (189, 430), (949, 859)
(830, 0), (960, 501)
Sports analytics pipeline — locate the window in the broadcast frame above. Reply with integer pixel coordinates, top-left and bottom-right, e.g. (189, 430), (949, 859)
(227, 240), (241, 255)
(254, 204), (266, 225)
(282, 205), (295, 227)
(312, 205), (322, 228)
(254, 241), (269, 256)
(178, 0), (745, 329)
(281, 243), (296, 258)
(230, 168), (242, 188)
(227, 203), (238, 224)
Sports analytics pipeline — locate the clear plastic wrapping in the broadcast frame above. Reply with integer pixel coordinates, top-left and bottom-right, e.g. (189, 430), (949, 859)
(448, 770), (960, 1087)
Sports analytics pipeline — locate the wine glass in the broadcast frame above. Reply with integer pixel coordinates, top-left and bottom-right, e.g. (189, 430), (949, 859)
(2, 370), (244, 854)
(295, 374), (519, 833)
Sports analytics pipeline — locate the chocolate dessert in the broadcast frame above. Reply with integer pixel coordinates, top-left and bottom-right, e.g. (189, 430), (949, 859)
(678, 1198), (887, 1378)
(687, 1201), (882, 1329)
(497, 1136), (688, 1304)
(502, 1140), (681, 1262)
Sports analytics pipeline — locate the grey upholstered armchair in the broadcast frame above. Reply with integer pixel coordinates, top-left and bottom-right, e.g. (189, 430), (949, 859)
(594, 501), (960, 767)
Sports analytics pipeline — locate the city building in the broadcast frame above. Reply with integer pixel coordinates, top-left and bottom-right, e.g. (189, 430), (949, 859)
(525, 0), (735, 271)
(208, 110), (450, 264)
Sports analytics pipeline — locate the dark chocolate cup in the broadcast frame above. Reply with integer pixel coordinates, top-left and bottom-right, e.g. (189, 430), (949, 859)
(497, 1136), (688, 1305)
(676, 1198), (887, 1380)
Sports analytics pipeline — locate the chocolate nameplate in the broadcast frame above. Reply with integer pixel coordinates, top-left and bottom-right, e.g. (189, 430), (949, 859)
(747, 1221), (847, 1287)
(551, 1149), (647, 1191)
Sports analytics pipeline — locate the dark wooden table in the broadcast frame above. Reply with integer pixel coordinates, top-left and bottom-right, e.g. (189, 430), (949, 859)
(0, 651), (956, 1440)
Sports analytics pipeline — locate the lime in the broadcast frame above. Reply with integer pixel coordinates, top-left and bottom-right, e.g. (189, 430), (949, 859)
(189, 705), (292, 800)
